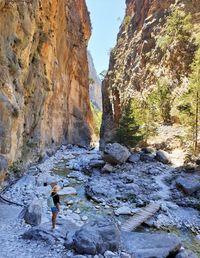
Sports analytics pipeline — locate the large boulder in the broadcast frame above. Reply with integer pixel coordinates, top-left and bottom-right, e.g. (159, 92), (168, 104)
(121, 232), (181, 257)
(23, 199), (42, 226)
(72, 218), (120, 255)
(176, 176), (200, 195)
(103, 143), (130, 165)
(23, 219), (80, 245)
(156, 150), (171, 164)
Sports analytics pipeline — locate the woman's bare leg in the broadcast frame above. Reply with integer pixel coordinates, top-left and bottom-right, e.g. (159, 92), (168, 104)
(52, 213), (57, 229)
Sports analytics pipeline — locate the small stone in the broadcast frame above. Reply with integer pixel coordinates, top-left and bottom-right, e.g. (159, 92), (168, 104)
(75, 208), (81, 214)
(128, 153), (140, 163)
(95, 205), (100, 209)
(120, 252), (131, 258)
(115, 206), (132, 216)
(67, 200), (74, 205)
(81, 216), (88, 221)
(104, 250), (118, 258)
(102, 164), (115, 173)
(160, 203), (168, 212)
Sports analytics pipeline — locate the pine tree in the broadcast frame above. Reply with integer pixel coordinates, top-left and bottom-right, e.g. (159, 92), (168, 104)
(177, 34), (200, 151)
(114, 99), (143, 147)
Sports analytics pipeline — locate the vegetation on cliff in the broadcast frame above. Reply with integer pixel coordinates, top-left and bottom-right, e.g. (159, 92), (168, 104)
(101, 1), (200, 152)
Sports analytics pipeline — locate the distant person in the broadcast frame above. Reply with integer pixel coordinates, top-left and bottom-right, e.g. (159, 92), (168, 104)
(51, 185), (61, 230)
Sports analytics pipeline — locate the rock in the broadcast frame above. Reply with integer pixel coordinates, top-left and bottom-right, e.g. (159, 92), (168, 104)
(90, 159), (105, 168)
(23, 227), (57, 245)
(176, 176), (200, 195)
(104, 250), (118, 258)
(23, 219), (80, 245)
(0, 155), (8, 186)
(85, 176), (117, 203)
(156, 150), (171, 164)
(81, 216), (88, 221)
(0, 155), (8, 171)
(23, 199), (42, 226)
(120, 252), (131, 258)
(141, 147), (155, 153)
(59, 187), (77, 195)
(194, 234), (200, 244)
(36, 174), (58, 187)
(140, 153), (155, 162)
(114, 206), (132, 216)
(128, 153), (140, 163)
(121, 232), (181, 257)
(75, 208), (81, 214)
(0, 0), (5, 10)
(72, 218), (120, 255)
(102, 164), (115, 173)
(103, 143), (130, 164)
(67, 171), (87, 182)
(175, 249), (198, 258)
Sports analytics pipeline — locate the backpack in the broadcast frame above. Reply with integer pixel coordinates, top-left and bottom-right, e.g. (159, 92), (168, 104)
(47, 194), (56, 208)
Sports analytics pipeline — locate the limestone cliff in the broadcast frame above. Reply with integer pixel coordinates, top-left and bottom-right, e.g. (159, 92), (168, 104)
(87, 51), (102, 111)
(100, 0), (200, 148)
(0, 0), (93, 178)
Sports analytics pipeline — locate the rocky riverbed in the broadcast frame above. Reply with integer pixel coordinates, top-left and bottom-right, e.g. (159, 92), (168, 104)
(0, 144), (200, 257)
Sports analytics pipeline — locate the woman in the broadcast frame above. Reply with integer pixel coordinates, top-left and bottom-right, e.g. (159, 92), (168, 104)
(51, 185), (61, 230)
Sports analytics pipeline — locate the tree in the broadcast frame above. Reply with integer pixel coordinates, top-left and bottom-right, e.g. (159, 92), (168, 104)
(177, 34), (200, 151)
(114, 99), (143, 147)
(99, 70), (107, 81)
(157, 9), (192, 50)
(147, 78), (173, 124)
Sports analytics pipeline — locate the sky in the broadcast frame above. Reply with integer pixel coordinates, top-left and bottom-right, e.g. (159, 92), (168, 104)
(86, 0), (126, 75)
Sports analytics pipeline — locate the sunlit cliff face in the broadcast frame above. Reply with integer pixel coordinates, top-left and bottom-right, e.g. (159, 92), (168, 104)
(100, 0), (200, 148)
(0, 0), (93, 173)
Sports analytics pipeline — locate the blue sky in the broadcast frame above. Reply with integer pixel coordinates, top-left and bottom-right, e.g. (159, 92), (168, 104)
(86, 0), (125, 75)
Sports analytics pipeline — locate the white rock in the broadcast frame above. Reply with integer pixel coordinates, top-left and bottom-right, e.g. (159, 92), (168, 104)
(104, 250), (118, 258)
(59, 187), (77, 195)
(75, 208), (81, 214)
(115, 206), (132, 216)
(82, 216), (88, 221)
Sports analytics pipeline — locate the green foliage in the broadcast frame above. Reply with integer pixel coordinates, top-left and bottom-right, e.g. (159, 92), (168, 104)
(177, 33), (200, 150)
(89, 77), (95, 85)
(114, 99), (143, 147)
(90, 102), (102, 136)
(99, 70), (107, 80)
(148, 77), (172, 124)
(157, 9), (192, 50)
(117, 37), (124, 45)
(8, 161), (21, 174)
(122, 15), (131, 29)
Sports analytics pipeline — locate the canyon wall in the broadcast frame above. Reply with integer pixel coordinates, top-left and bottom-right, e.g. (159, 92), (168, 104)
(0, 0), (94, 182)
(100, 0), (200, 148)
(88, 51), (102, 111)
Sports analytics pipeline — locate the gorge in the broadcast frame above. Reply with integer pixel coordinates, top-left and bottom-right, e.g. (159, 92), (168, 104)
(0, 0), (200, 257)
